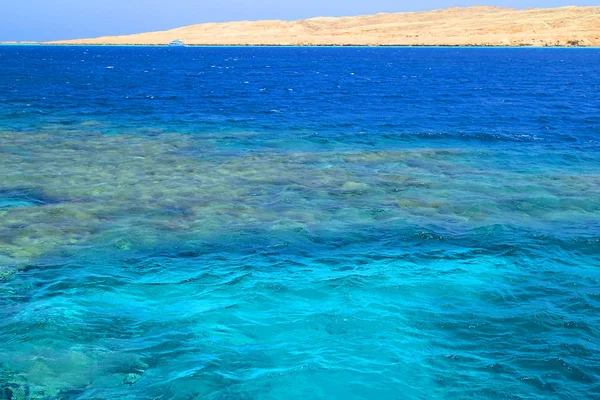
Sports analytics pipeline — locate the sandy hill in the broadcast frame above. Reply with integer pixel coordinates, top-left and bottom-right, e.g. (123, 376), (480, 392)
(47, 6), (600, 46)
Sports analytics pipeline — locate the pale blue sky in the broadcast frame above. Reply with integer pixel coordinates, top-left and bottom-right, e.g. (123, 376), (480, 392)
(1, 1), (595, 41)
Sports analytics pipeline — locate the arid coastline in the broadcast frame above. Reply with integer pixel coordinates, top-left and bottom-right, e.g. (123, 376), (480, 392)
(39, 6), (600, 47)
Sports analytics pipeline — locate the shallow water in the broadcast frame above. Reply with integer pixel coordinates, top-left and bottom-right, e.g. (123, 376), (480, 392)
(0, 46), (599, 399)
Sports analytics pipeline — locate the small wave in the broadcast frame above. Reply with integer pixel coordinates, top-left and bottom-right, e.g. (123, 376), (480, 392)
(380, 130), (545, 143)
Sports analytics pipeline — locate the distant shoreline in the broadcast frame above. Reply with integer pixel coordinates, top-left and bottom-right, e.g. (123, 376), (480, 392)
(32, 6), (599, 48)
(1, 43), (598, 48)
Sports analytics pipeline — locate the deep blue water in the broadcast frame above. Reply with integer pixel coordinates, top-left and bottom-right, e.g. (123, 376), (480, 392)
(0, 46), (599, 399)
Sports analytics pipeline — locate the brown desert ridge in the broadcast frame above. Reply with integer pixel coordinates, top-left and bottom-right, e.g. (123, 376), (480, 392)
(44, 6), (600, 47)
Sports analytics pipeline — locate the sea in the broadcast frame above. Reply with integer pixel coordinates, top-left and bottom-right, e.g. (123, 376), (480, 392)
(0, 46), (599, 399)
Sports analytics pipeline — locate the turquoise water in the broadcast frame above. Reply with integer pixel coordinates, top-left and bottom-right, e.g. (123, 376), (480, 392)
(0, 46), (599, 399)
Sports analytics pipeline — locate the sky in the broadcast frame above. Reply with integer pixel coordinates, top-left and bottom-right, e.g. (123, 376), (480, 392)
(1, 0), (596, 42)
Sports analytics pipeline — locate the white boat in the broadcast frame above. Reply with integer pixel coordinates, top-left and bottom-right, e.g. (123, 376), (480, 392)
(168, 40), (187, 47)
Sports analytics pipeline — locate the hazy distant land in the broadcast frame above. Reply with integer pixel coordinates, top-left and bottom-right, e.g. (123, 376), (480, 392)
(17, 6), (600, 46)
